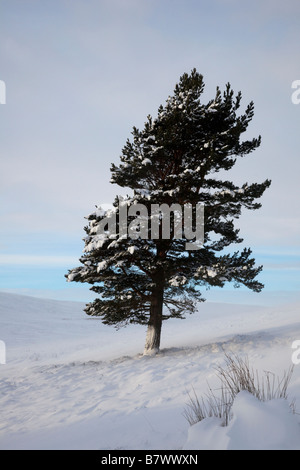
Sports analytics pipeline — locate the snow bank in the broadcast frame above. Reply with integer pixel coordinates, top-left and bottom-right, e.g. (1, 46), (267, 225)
(0, 292), (300, 449)
(184, 391), (300, 450)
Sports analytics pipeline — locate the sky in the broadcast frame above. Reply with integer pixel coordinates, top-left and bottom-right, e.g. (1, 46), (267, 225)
(0, 0), (300, 305)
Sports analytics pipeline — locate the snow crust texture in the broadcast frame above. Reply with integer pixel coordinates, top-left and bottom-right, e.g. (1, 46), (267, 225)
(0, 292), (300, 450)
(184, 391), (300, 450)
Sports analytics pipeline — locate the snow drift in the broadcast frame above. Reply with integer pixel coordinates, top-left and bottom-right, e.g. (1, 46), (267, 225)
(184, 391), (300, 450)
(0, 291), (299, 450)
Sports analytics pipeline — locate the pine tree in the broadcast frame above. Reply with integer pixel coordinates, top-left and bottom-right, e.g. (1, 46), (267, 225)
(66, 69), (271, 355)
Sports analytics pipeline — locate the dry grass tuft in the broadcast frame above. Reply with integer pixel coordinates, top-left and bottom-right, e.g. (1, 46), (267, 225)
(183, 352), (295, 427)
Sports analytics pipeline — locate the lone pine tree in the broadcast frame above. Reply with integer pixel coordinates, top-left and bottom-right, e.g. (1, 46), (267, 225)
(66, 69), (271, 355)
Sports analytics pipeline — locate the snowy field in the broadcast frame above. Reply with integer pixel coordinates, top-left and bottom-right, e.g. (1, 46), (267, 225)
(0, 291), (300, 450)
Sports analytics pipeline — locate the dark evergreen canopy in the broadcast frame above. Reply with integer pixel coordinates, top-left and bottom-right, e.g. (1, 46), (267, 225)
(66, 69), (271, 354)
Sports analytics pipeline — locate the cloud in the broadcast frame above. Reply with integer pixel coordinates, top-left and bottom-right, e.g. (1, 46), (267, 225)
(0, 254), (78, 266)
(0, 0), (299, 297)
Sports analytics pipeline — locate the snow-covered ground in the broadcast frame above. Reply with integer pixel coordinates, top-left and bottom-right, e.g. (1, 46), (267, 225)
(0, 291), (300, 450)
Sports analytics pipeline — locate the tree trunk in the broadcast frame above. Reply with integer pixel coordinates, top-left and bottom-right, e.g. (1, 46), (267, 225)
(144, 276), (164, 356)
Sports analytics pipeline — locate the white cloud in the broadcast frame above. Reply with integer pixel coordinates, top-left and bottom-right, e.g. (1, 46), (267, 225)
(0, 0), (299, 296)
(0, 254), (78, 266)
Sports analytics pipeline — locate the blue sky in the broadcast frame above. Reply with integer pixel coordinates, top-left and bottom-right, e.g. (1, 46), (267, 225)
(0, 0), (300, 304)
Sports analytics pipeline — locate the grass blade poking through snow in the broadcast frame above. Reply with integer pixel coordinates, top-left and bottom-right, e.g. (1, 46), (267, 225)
(183, 352), (295, 427)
